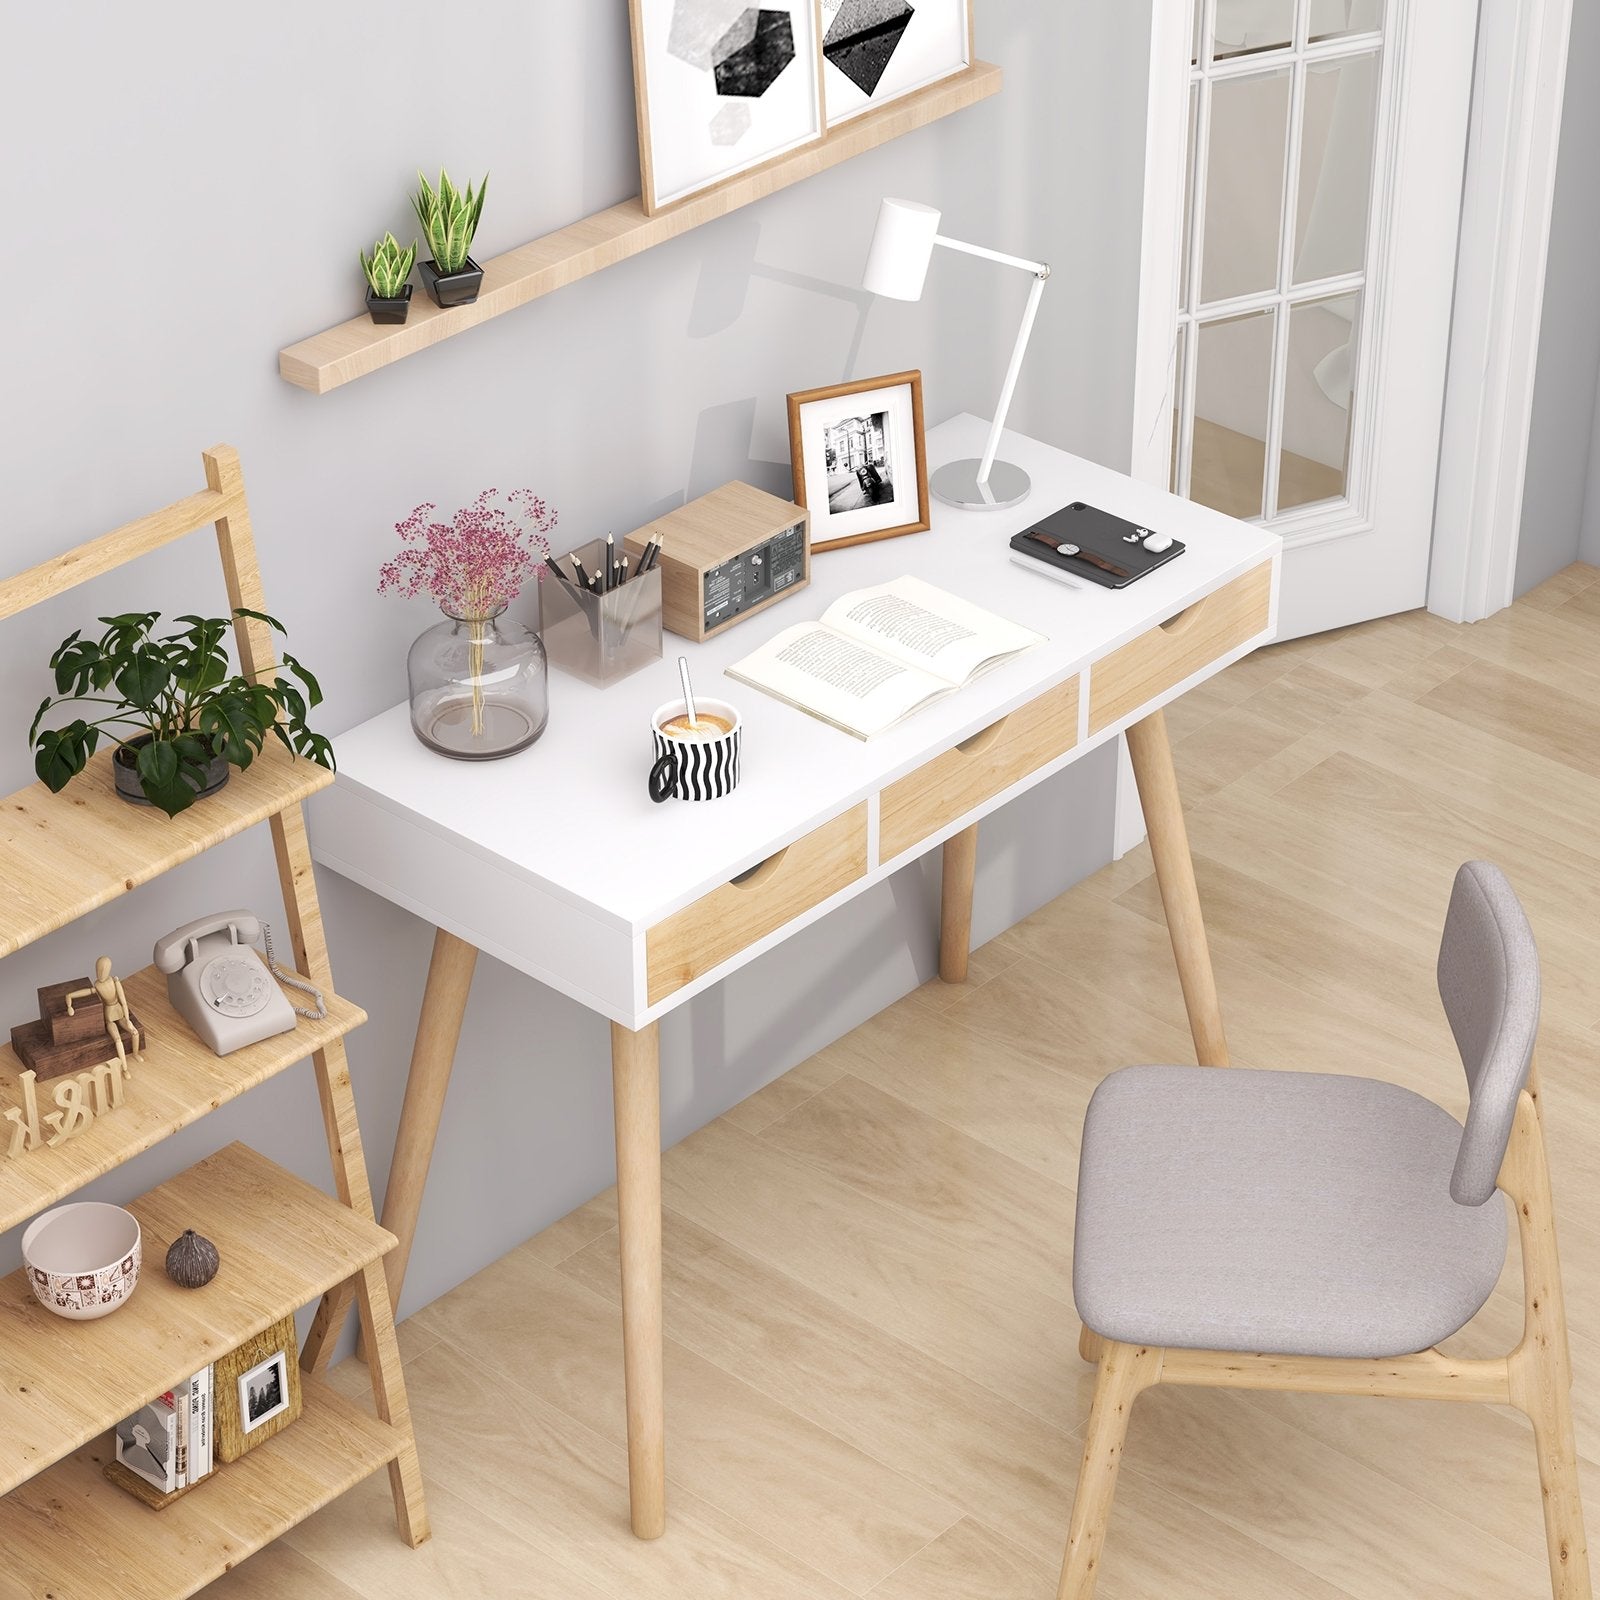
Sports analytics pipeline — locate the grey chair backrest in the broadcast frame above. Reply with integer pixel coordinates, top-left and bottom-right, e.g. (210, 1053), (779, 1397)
(1437, 861), (1541, 1206)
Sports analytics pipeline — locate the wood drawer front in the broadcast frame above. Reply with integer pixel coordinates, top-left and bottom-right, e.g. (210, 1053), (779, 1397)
(1088, 561), (1273, 735)
(878, 677), (1080, 863)
(646, 803), (868, 1004)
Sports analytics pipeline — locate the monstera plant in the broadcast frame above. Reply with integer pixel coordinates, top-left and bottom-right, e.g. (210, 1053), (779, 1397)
(412, 168), (488, 308)
(29, 609), (333, 816)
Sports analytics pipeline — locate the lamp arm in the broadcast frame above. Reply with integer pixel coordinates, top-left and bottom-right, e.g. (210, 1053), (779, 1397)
(978, 266), (1049, 487)
(932, 233), (1051, 278)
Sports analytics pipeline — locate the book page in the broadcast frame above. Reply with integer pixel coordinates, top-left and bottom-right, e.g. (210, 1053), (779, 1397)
(821, 576), (1045, 685)
(725, 623), (950, 738)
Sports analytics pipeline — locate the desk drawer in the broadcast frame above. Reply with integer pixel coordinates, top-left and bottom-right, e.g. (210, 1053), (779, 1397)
(646, 803), (868, 1004)
(1087, 561), (1273, 736)
(878, 677), (1080, 863)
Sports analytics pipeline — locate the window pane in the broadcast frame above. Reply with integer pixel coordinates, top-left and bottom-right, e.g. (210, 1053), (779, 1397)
(1213, 0), (1293, 58)
(1193, 0), (1203, 63)
(1171, 323), (1188, 493)
(1200, 68), (1291, 303)
(1293, 51), (1379, 283)
(1180, 82), (1198, 312)
(1192, 310), (1275, 520)
(1308, 0), (1382, 41)
(1278, 293), (1359, 512)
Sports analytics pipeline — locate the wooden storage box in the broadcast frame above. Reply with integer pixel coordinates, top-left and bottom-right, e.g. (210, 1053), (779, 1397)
(623, 482), (809, 643)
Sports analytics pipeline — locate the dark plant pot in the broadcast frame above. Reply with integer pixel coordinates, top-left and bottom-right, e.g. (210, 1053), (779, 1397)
(365, 283), (413, 324)
(113, 736), (230, 808)
(419, 255), (483, 308)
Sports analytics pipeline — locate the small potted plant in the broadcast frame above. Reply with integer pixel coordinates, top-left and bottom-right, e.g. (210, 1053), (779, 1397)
(412, 169), (488, 308)
(361, 231), (416, 324)
(29, 610), (334, 817)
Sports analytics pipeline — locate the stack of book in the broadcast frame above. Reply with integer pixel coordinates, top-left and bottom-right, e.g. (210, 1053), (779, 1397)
(110, 1365), (214, 1501)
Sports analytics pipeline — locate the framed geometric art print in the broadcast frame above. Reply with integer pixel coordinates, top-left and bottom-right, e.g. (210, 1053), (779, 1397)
(629, 0), (827, 214)
(818, 0), (973, 126)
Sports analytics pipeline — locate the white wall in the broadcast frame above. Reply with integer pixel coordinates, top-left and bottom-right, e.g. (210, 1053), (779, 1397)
(1517, 0), (1600, 590)
(0, 4), (1149, 1337)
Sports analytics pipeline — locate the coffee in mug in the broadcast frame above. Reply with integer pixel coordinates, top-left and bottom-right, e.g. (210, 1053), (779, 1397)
(649, 697), (741, 802)
(658, 711), (734, 741)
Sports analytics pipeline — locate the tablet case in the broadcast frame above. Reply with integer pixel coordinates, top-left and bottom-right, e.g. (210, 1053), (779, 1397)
(1009, 502), (1186, 589)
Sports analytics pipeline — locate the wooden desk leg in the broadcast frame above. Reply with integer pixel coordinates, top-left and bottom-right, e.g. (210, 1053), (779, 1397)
(309, 926), (479, 1371)
(611, 1020), (666, 1540)
(381, 929), (480, 1305)
(1124, 711), (1230, 1067)
(940, 824), (979, 983)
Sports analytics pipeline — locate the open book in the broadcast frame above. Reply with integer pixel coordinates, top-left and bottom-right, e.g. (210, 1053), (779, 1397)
(726, 576), (1045, 738)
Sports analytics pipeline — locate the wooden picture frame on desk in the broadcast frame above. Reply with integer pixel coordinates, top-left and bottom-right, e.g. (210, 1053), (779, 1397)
(788, 369), (930, 552)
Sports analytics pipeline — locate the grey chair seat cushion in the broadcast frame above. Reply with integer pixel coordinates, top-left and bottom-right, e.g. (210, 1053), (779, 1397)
(1074, 1066), (1508, 1359)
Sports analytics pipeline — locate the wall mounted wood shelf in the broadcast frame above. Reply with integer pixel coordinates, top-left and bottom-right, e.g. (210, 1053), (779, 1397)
(278, 63), (1001, 395)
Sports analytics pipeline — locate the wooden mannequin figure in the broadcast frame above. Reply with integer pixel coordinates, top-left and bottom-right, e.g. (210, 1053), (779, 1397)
(65, 958), (141, 1072)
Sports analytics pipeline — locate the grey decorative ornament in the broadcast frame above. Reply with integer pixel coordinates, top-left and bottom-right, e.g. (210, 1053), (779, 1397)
(165, 1228), (220, 1289)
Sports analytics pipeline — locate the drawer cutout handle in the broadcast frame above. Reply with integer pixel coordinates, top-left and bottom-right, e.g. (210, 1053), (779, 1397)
(1158, 595), (1208, 636)
(730, 847), (790, 890)
(955, 718), (1007, 757)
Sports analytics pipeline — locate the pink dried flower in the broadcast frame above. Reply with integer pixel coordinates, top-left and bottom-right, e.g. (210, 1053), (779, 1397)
(378, 489), (558, 617)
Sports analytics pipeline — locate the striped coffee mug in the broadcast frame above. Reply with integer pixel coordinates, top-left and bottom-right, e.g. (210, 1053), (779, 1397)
(648, 697), (742, 802)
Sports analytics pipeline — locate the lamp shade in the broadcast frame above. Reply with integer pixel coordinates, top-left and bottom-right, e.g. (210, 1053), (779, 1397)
(862, 197), (941, 301)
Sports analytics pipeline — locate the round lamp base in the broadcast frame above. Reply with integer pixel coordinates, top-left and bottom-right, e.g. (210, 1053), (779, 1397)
(930, 458), (1032, 511)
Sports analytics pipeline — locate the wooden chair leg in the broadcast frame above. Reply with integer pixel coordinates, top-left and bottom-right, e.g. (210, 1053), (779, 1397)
(1078, 1324), (1105, 1365)
(1524, 1371), (1592, 1600)
(1057, 1342), (1161, 1600)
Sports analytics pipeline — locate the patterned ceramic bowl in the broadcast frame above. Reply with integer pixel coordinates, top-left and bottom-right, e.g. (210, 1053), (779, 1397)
(21, 1202), (141, 1320)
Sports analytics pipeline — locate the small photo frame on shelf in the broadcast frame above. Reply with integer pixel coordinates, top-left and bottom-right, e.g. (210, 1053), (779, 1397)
(820, 0), (972, 126)
(787, 370), (929, 552)
(216, 1313), (301, 1462)
(629, 0), (827, 214)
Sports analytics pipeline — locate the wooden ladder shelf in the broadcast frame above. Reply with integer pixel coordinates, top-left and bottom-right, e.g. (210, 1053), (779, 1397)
(0, 447), (429, 1597)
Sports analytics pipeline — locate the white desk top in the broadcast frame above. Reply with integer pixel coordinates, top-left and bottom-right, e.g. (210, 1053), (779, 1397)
(318, 417), (1279, 934)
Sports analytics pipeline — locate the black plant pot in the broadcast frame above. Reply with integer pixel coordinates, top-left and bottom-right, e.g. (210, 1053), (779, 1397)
(365, 283), (413, 324)
(419, 255), (483, 308)
(113, 735), (230, 808)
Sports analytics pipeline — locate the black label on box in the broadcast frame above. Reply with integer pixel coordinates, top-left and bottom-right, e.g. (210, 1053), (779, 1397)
(702, 522), (806, 632)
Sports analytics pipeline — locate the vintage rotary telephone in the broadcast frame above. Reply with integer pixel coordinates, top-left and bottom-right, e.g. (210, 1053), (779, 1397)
(153, 911), (326, 1056)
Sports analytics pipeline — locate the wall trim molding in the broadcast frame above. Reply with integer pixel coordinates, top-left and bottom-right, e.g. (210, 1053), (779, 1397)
(1428, 0), (1575, 622)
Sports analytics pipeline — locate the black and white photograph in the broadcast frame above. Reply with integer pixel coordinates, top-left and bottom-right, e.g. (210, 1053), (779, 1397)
(238, 1349), (290, 1434)
(630, 0), (826, 213)
(819, 0), (971, 125)
(823, 411), (895, 511)
(788, 370), (929, 550)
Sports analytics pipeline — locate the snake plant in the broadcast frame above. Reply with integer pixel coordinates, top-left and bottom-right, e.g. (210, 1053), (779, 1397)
(360, 232), (417, 298)
(412, 169), (488, 273)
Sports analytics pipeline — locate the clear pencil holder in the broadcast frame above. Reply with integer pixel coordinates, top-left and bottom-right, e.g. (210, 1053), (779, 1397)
(540, 539), (664, 688)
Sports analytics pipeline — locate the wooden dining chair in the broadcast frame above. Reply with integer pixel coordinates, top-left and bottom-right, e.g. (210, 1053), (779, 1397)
(1058, 861), (1590, 1600)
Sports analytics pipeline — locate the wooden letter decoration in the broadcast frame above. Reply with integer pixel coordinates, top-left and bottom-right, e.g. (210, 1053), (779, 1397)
(3, 1061), (129, 1159)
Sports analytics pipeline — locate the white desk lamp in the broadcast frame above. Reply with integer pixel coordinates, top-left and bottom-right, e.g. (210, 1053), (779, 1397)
(862, 197), (1050, 511)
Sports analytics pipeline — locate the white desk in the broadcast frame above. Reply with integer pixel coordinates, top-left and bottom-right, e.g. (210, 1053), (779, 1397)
(306, 415), (1281, 1536)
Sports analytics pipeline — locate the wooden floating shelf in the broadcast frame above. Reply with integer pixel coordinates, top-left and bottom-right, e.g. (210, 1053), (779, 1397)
(0, 742), (333, 960)
(0, 967), (365, 1236)
(0, 1377), (399, 1600)
(279, 62), (1002, 395)
(0, 1142), (393, 1498)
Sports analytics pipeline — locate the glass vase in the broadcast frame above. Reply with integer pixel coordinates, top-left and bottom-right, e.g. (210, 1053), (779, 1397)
(407, 605), (548, 760)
